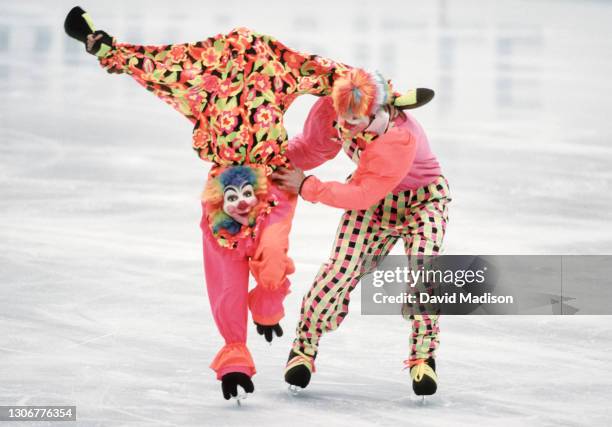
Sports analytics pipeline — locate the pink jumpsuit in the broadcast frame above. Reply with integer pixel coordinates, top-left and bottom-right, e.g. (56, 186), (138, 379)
(200, 185), (296, 379)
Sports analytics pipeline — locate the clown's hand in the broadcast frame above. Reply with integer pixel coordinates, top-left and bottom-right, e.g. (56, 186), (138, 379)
(271, 167), (307, 195)
(254, 322), (283, 343)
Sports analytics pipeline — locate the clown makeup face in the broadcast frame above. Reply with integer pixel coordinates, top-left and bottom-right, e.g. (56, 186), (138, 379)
(223, 183), (258, 225)
(339, 107), (391, 137)
(339, 113), (372, 136)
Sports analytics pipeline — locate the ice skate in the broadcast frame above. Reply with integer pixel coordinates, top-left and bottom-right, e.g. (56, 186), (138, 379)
(405, 358), (437, 396)
(233, 393), (248, 406)
(221, 372), (254, 403)
(64, 6), (113, 57)
(284, 350), (315, 392)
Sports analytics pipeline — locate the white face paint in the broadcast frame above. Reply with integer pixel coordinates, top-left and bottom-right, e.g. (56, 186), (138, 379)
(223, 183), (258, 225)
(365, 108), (390, 135)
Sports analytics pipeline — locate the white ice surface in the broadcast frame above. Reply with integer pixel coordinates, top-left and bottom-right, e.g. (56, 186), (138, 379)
(1, 0), (612, 426)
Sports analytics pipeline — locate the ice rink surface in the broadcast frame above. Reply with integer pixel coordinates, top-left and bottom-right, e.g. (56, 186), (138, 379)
(1, 0), (611, 425)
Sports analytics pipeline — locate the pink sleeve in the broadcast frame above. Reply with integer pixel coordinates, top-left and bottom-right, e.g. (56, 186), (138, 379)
(300, 127), (417, 210)
(246, 189), (296, 325)
(286, 97), (342, 171)
(248, 281), (290, 325)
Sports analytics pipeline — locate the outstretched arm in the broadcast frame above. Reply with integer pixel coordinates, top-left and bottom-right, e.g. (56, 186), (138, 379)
(92, 33), (227, 122)
(300, 128), (416, 210)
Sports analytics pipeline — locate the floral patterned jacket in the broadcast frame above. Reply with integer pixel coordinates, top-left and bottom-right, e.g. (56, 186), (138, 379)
(98, 27), (352, 171)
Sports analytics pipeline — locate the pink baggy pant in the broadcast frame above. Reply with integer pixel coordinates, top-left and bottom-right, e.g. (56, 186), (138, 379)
(200, 184), (297, 379)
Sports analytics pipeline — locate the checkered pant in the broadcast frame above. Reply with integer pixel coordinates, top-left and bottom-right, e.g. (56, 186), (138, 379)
(292, 175), (451, 361)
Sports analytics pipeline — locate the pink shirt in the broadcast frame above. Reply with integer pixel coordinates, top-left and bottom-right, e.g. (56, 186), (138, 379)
(287, 97), (441, 210)
(392, 110), (441, 191)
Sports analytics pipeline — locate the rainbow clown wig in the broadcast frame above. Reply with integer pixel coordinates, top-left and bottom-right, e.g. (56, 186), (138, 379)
(331, 69), (436, 119)
(203, 165), (269, 238)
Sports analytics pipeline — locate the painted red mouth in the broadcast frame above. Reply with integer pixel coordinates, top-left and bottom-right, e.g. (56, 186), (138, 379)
(235, 209), (250, 216)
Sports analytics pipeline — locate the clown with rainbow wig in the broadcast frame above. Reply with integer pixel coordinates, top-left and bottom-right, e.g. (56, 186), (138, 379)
(273, 68), (448, 396)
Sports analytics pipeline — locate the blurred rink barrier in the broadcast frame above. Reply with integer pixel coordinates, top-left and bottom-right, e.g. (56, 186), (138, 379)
(1, 0), (611, 256)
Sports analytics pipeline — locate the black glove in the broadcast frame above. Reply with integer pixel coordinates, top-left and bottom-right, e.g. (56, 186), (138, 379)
(255, 322), (283, 343)
(221, 372), (254, 400)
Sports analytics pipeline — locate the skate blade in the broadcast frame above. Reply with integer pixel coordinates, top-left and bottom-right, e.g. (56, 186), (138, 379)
(288, 385), (301, 396)
(416, 395), (431, 406)
(233, 393), (248, 406)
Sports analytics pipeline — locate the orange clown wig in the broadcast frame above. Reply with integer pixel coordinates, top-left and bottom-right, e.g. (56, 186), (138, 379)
(331, 69), (393, 119)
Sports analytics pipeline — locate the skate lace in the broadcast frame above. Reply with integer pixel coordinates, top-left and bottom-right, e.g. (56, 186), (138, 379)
(288, 350), (316, 373)
(403, 359), (432, 382)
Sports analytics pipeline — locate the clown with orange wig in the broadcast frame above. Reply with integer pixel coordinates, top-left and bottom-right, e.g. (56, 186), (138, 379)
(63, 5), (370, 401)
(272, 69), (449, 396)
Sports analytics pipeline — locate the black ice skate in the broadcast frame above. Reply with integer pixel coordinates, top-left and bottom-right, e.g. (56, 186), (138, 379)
(221, 372), (254, 404)
(406, 358), (437, 396)
(64, 6), (113, 57)
(284, 349), (315, 393)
